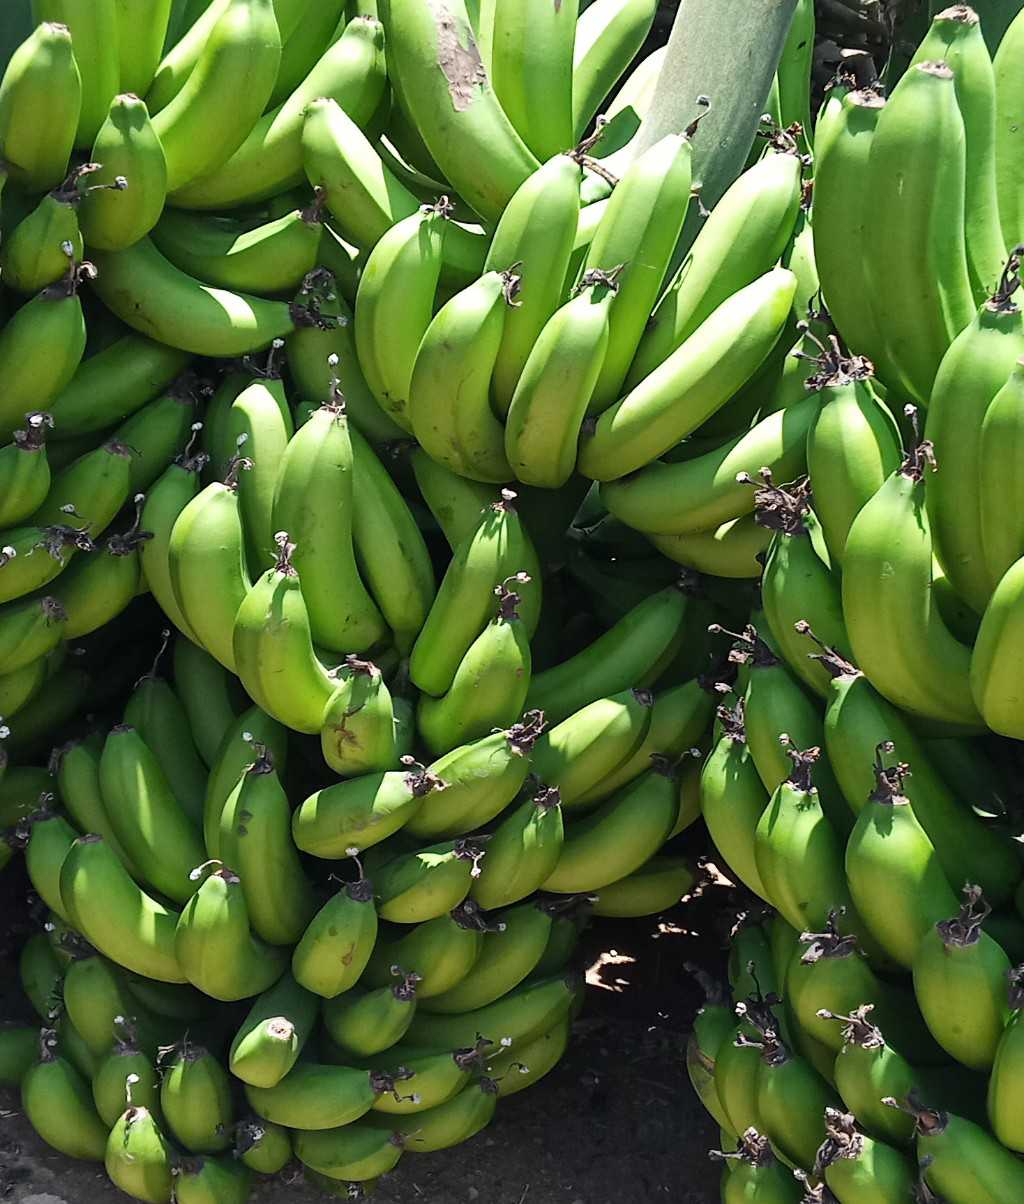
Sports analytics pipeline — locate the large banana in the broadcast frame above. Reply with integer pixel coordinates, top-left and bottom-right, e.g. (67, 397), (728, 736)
(376, 0), (539, 222)
(994, 9), (1024, 247)
(408, 267), (519, 483)
(0, 22), (81, 192)
(842, 427), (983, 730)
(114, 0), (173, 96)
(627, 145), (803, 388)
(978, 356), (1024, 587)
(571, 0), (658, 140)
(268, 0), (346, 107)
(31, 0), (119, 148)
(167, 15), (387, 209)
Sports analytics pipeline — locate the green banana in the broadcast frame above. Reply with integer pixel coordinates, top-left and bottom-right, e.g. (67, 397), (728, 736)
(166, 14), (387, 209)
(592, 855), (696, 917)
(863, 61), (975, 402)
(468, 782), (563, 911)
(485, 1016), (571, 1097)
(321, 658), (399, 777)
(22, 1030), (108, 1161)
(842, 427), (983, 729)
(271, 393), (386, 652)
(925, 249), (1024, 614)
(0, 594), (66, 677)
(268, 0), (346, 108)
(650, 515), (770, 580)
(99, 723), (205, 904)
(587, 44), (666, 167)
(31, 435), (134, 541)
(80, 92), (167, 251)
(0, 1026), (39, 1086)
(377, 0), (539, 222)
(374, 837), (486, 924)
(234, 1118), (292, 1174)
(600, 394), (820, 537)
(172, 636), (243, 767)
(525, 581), (688, 724)
(972, 554), (1024, 740)
(323, 969), (421, 1055)
(778, 0), (814, 148)
(24, 804), (79, 922)
(151, 0), (282, 193)
(31, 0), (120, 147)
(114, 0), (174, 96)
(291, 864), (378, 998)
(1, 764), (62, 829)
(361, 904), (488, 998)
(48, 333), (191, 440)
(5, 662), (88, 757)
(364, 1077), (497, 1150)
(751, 1024), (840, 1172)
(484, 152), (583, 415)
(292, 757), (446, 858)
(0, 653), (51, 720)
(409, 448), (494, 549)
(174, 863), (288, 1001)
(159, 1040), (233, 1154)
(912, 884), (1010, 1071)
(910, 4), (1006, 303)
(571, 0), (657, 140)
(504, 269), (617, 488)
(988, 965), (1024, 1151)
(167, 453), (252, 671)
(712, 1129), (801, 1203)
(173, 1156), (252, 1204)
(364, 1043), (489, 1115)
(60, 834), (186, 983)
(579, 266), (797, 478)
(105, 1105), (175, 1203)
(295, 1122), (404, 1181)
(685, 973), (735, 1133)
(978, 355), (1024, 590)
(408, 266), (519, 482)
(203, 705), (287, 860)
(0, 522), (91, 608)
(1, 167), (96, 295)
(995, 9), (1024, 246)
(91, 1022), (161, 1127)
(19, 931), (64, 1020)
(405, 717), (543, 840)
(816, 1108), (916, 1203)
(0, 414), (53, 529)
(62, 953), (175, 1057)
(245, 1061), (389, 1130)
(0, 22), (81, 192)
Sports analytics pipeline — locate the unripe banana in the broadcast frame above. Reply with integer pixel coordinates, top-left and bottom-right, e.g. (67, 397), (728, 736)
(290, 868), (379, 998)
(22, 1030), (108, 1161)
(712, 1129), (800, 1203)
(234, 1118), (292, 1174)
(321, 658), (399, 777)
(228, 972), (315, 1088)
(0, 414), (53, 529)
(0, 594), (66, 678)
(592, 855), (697, 918)
(174, 864), (288, 1001)
(31, 0), (119, 147)
(469, 783), (564, 911)
(364, 1077), (497, 1151)
(113, 381), (198, 492)
(0, 23), (81, 192)
(295, 1122), (404, 1183)
(168, 14), (387, 209)
(571, 0), (658, 140)
(1, 169), (93, 295)
(173, 1155), (252, 1204)
(245, 1061), (388, 1131)
(268, 0), (346, 108)
(105, 1105), (175, 1203)
(114, 0), (174, 97)
(972, 554), (1024, 738)
(995, 9), (1024, 247)
(0, 654), (51, 721)
(80, 92), (167, 252)
(171, 636), (243, 768)
(60, 834), (186, 983)
(203, 705), (288, 860)
(91, 1028), (161, 1129)
(361, 904), (487, 998)
(160, 1040), (233, 1153)
(323, 970), (420, 1056)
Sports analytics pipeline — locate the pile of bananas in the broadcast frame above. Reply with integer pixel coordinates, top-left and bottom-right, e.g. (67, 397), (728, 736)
(687, 6), (1024, 1204)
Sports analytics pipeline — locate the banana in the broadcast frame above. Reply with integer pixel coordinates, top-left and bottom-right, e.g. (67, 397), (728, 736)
(19, 932), (64, 1020)
(355, 205), (447, 432)
(114, 0), (173, 96)
(485, 1016), (571, 1097)
(989, 965), (1024, 1151)
(363, 1043), (490, 1115)
(863, 61), (975, 402)
(302, 97), (488, 287)
(321, 658), (399, 777)
(408, 266), (519, 482)
(978, 357), (1024, 589)
(0, 656), (51, 721)
(842, 426), (983, 729)
(0, 414), (53, 529)
(404, 973), (579, 1055)
(48, 333), (191, 441)
(910, 5), (1005, 303)
(89, 237), (312, 357)
(418, 577), (531, 756)
(926, 251), (1024, 613)
(525, 582), (688, 724)
(168, 454), (252, 671)
(291, 862), (378, 997)
(173, 1156), (252, 1204)
(816, 1109), (916, 1203)
(203, 706), (288, 859)
(159, 1040), (233, 1153)
(361, 904), (488, 998)
(600, 394), (820, 537)
(295, 1123), (404, 1182)
(490, 0), (577, 160)
(123, 662), (206, 827)
(405, 717), (543, 840)
(897, 1095), (1024, 1204)
(995, 9), (1024, 246)
(293, 757), (445, 858)
(484, 153), (583, 416)
(972, 554), (1024, 738)
(271, 393), (386, 652)
(1, 167), (97, 295)
(268, 0), (346, 108)
(650, 516), (769, 580)
(0, 594), (66, 677)
(468, 783), (563, 911)
(60, 834), (186, 983)
(504, 269), (616, 488)
(374, 837), (486, 924)
(245, 1061), (389, 1130)
(149, 0), (282, 193)
(91, 1023), (161, 1127)
(105, 1105), (175, 1203)
(151, 199), (324, 295)
(235, 1118), (292, 1174)
(218, 743), (316, 945)
(55, 737), (131, 864)
(22, 804), (78, 922)
(172, 636), (243, 767)
(376, 0), (538, 222)
(571, 0), (658, 140)
(586, 44), (666, 167)
(323, 969), (421, 1056)
(410, 450), (495, 549)
(31, 435), (135, 541)
(62, 954), (173, 1057)
(167, 15), (387, 209)
(30, 0), (118, 147)
(364, 1078), (497, 1150)
(80, 93), (167, 252)
(912, 884), (1010, 1071)
(815, 638), (1021, 909)
(579, 267), (797, 478)
(593, 855), (696, 917)
(0, 22), (81, 192)
(98, 723), (205, 903)
(22, 1030), (109, 1162)
(0, 522), (94, 608)
(0, 260), (91, 443)
(174, 863), (288, 1001)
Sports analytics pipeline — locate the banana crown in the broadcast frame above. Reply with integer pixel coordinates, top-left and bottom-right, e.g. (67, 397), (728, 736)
(935, 883), (990, 948)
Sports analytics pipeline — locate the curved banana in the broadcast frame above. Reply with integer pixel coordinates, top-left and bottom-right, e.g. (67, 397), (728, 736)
(160, 1041), (234, 1153)
(203, 706), (288, 859)
(267, 0), (346, 108)
(31, 0), (119, 148)
(320, 658), (398, 777)
(114, 0), (174, 97)
(105, 1105), (175, 1200)
(995, 9), (1024, 247)
(0, 415), (53, 529)
(592, 855), (696, 917)
(22, 1031), (108, 1162)
(323, 969), (420, 1055)
(295, 1122), (403, 1182)
(571, 0), (658, 140)
(972, 555), (1024, 738)
(291, 869), (378, 997)
(978, 357), (1024, 588)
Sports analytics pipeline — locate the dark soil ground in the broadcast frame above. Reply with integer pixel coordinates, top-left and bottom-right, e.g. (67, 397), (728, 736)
(0, 830), (735, 1204)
